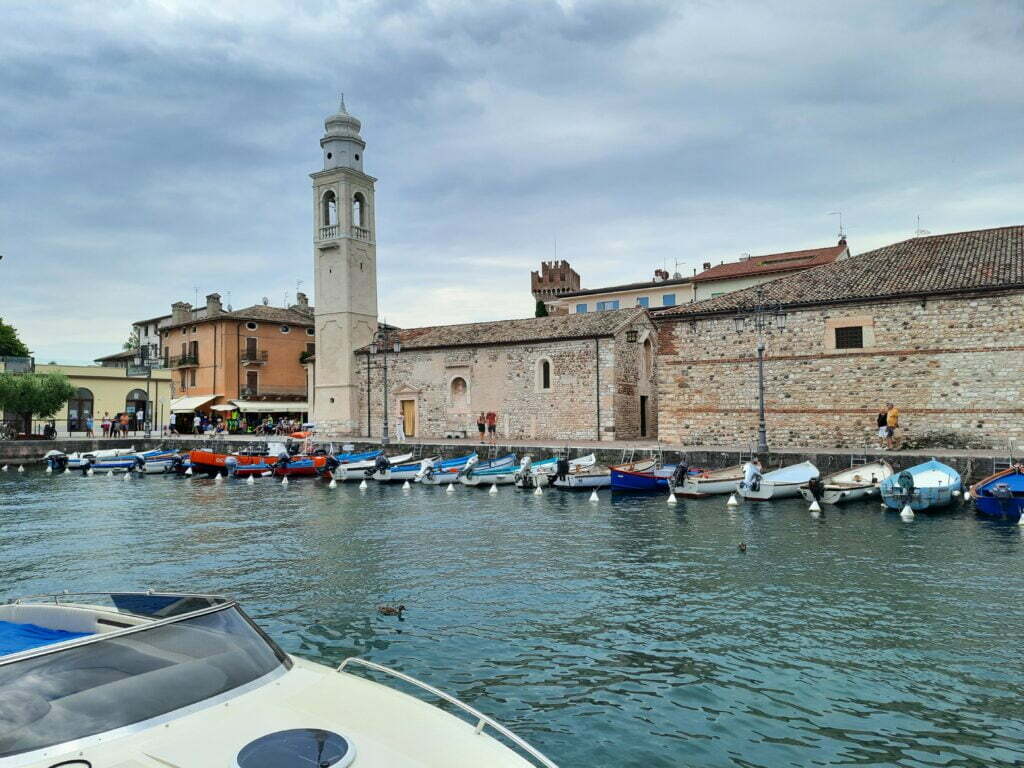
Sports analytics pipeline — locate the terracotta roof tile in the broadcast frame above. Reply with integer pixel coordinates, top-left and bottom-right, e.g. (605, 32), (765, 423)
(658, 225), (1024, 318)
(691, 243), (848, 282)
(358, 308), (644, 352)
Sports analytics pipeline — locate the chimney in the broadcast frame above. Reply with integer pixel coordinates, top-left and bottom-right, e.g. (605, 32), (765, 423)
(171, 301), (191, 325)
(838, 235), (847, 246)
(205, 293), (222, 316)
(295, 292), (309, 309)
(702, 262), (711, 271)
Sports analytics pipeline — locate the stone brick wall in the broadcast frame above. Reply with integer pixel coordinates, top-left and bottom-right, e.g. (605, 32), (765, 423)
(353, 315), (655, 441)
(656, 290), (1024, 449)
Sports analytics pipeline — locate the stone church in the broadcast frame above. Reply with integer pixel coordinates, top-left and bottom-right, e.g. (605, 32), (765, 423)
(311, 100), (658, 441)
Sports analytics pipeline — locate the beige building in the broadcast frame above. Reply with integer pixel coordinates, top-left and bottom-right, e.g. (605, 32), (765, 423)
(33, 364), (172, 435)
(548, 270), (696, 315)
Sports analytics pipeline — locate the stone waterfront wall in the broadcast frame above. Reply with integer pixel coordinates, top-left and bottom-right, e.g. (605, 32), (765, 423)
(354, 315), (656, 442)
(656, 290), (1024, 449)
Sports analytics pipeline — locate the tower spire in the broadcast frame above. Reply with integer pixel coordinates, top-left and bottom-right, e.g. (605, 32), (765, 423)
(339, 93), (347, 113)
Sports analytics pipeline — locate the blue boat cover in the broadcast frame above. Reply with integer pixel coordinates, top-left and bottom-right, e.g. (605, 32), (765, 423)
(0, 620), (92, 656)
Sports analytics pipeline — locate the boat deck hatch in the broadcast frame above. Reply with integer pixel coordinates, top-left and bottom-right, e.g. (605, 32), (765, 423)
(237, 729), (353, 768)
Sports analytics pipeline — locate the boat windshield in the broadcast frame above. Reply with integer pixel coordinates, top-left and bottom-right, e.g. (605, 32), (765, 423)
(0, 603), (290, 758)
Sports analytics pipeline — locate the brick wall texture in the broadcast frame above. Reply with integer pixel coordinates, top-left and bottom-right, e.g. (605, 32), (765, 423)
(655, 291), (1024, 448)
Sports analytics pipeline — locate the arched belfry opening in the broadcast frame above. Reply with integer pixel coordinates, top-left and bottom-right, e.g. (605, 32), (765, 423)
(352, 192), (366, 230)
(322, 190), (338, 228)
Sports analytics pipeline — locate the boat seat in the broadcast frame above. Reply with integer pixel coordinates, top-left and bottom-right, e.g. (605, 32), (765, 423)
(828, 482), (867, 489)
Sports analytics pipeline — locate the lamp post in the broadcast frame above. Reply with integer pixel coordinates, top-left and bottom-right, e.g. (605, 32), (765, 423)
(130, 349), (153, 439)
(732, 286), (786, 453)
(369, 326), (401, 446)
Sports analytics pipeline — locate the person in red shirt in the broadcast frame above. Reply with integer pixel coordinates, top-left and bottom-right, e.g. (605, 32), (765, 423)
(485, 411), (497, 444)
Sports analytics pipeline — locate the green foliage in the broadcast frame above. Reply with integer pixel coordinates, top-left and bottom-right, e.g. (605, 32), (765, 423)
(535, 300), (549, 318)
(0, 317), (30, 357)
(122, 326), (141, 351)
(0, 372), (76, 420)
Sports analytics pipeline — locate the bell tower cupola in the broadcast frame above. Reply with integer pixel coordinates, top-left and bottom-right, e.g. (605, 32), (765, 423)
(320, 95), (366, 173)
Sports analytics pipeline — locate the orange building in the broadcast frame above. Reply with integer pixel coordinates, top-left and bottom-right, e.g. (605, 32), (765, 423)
(161, 293), (315, 430)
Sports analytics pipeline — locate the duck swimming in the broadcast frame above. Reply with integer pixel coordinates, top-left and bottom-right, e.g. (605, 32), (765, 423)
(737, 542), (747, 553)
(377, 603), (406, 617)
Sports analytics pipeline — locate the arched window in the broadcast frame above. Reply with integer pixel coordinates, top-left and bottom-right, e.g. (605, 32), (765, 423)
(322, 190), (338, 227)
(450, 376), (469, 407)
(536, 358), (552, 391)
(642, 337), (654, 379)
(352, 192), (366, 228)
(68, 388), (94, 432)
(126, 389), (148, 429)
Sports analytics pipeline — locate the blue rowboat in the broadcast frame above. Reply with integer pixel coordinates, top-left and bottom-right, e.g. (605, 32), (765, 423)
(413, 453), (479, 483)
(969, 465), (1024, 522)
(880, 459), (962, 512)
(609, 460), (669, 492)
(421, 453), (513, 484)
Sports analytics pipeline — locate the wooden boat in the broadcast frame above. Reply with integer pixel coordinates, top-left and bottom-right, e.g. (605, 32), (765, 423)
(553, 469), (611, 490)
(738, 460), (819, 501)
(421, 454), (515, 485)
(969, 465), (1024, 522)
(672, 464), (745, 497)
(880, 459), (961, 512)
(608, 460), (665, 491)
(798, 460), (893, 505)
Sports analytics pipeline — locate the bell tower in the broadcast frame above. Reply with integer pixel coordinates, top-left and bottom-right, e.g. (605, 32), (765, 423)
(312, 96), (378, 435)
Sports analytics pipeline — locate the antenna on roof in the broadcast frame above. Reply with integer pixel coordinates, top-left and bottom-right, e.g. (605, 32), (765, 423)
(193, 285), (199, 306)
(672, 259), (683, 280)
(226, 291), (233, 312)
(914, 215), (930, 237)
(828, 211), (845, 239)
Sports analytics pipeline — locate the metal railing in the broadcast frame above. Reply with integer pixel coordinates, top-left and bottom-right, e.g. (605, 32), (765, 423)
(336, 657), (558, 768)
(241, 350), (269, 364)
(169, 354), (199, 367)
(1, 418), (154, 439)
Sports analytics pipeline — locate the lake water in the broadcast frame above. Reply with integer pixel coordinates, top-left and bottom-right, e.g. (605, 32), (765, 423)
(2, 468), (1023, 767)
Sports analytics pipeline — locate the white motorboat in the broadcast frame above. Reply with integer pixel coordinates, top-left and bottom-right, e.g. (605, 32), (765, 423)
(336, 452), (414, 481)
(552, 469), (611, 490)
(372, 456), (439, 482)
(798, 460), (894, 505)
(0, 591), (557, 768)
(513, 454), (597, 489)
(672, 464), (745, 497)
(421, 454), (515, 485)
(48, 447), (137, 469)
(737, 460), (819, 501)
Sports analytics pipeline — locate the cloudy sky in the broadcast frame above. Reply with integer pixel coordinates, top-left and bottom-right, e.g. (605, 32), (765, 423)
(3, 0), (1022, 363)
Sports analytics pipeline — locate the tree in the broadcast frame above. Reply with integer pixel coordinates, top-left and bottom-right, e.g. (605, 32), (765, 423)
(0, 372), (76, 434)
(535, 299), (549, 318)
(0, 317), (29, 357)
(122, 326), (141, 351)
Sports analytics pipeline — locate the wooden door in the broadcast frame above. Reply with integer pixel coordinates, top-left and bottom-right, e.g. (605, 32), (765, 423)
(401, 400), (416, 437)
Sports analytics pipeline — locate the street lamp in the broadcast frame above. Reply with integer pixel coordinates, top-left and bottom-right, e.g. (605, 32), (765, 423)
(368, 325), (401, 446)
(732, 286), (787, 453)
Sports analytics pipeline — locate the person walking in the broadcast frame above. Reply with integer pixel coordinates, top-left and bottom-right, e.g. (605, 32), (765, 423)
(876, 408), (888, 448)
(485, 410), (497, 445)
(395, 411), (406, 443)
(476, 413), (486, 444)
(85, 416), (94, 438)
(101, 413), (111, 438)
(885, 402), (900, 450)
(119, 412), (129, 437)
(193, 412), (202, 435)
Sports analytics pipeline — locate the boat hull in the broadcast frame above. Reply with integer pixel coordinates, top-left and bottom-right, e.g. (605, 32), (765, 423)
(969, 466), (1024, 521)
(675, 475), (742, 497)
(881, 460), (962, 511)
(553, 472), (610, 489)
(798, 484), (880, 505)
(739, 479), (807, 501)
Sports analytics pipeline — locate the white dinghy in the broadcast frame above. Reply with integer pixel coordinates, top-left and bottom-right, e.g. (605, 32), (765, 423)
(799, 460), (894, 505)
(672, 464), (745, 497)
(738, 460), (819, 501)
(0, 590), (557, 768)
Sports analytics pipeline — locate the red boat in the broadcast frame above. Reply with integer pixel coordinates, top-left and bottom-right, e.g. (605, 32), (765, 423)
(186, 450), (329, 478)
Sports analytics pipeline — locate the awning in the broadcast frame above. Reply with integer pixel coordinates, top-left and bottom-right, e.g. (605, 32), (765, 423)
(169, 395), (220, 413)
(232, 400), (309, 414)
(210, 404), (236, 412)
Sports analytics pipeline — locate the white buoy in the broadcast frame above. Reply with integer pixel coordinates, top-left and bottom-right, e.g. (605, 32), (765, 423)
(329, 478), (338, 489)
(446, 482), (455, 494)
(726, 494), (739, 507)
(45, 465), (52, 474)
(185, 467), (193, 476)
(281, 476), (289, 486)
(402, 480), (411, 490)
(107, 470), (114, 478)
(359, 479), (367, 490)
(589, 489), (599, 502)
(533, 485), (543, 496)
(1, 465), (8, 472)
(489, 483), (498, 495)
(214, 473), (223, 484)
(246, 475), (255, 485)
(17, 465), (25, 473)
(124, 472), (131, 481)
(63, 468), (71, 475)
(667, 491), (677, 504)
(809, 500), (821, 512)
(86, 468), (94, 476)
(900, 504), (915, 520)
(1017, 514), (1024, 527)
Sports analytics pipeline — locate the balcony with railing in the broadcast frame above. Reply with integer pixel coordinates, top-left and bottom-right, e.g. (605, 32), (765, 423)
(351, 225), (371, 241)
(240, 386), (307, 399)
(317, 224), (341, 241)
(169, 354), (199, 368)
(241, 350), (269, 365)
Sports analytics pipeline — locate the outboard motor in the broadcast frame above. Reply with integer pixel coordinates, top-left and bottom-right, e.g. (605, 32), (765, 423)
(459, 455), (479, 478)
(44, 451), (67, 473)
(896, 471), (915, 499)
(556, 457), (570, 482)
(81, 457), (95, 476)
(670, 461), (689, 489)
(373, 453), (390, 476)
(134, 455), (147, 473)
(273, 452), (291, 472)
(170, 455), (185, 473)
(319, 455), (341, 477)
(807, 476), (826, 502)
(225, 456), (239, 477)
(415, 457), (435, 482)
